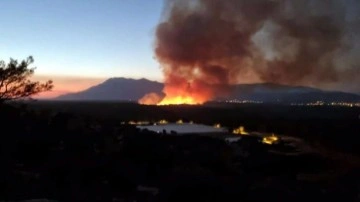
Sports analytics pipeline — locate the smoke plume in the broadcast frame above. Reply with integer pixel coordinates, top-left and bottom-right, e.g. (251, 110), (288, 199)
(141, 0), (360, 104)
(138, 92), (164, 105)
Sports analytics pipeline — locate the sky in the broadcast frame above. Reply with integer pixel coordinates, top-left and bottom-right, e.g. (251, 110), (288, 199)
(1, 0), (359, 98)
(0, 0), (164, 97)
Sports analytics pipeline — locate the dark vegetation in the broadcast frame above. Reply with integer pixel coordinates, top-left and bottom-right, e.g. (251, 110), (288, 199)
(0, 57), (53, 103)
(1, 101), (360, 201)
(29, 101), (360, 154)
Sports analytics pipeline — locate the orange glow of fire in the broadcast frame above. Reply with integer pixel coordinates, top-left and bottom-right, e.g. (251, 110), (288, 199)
(156, 82), (211, 105)
(157, 96), (200, 105)
(138, 78), (213, 105)
(138, 92), (163, 105)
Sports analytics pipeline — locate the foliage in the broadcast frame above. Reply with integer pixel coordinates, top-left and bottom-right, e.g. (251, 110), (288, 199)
(1, 104), (359, 201)
(0, 56), (53, 102)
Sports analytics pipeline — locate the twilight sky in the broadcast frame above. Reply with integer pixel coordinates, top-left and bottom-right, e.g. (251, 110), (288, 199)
(1, 0), (359, 98)
(0, 0), (164, 97)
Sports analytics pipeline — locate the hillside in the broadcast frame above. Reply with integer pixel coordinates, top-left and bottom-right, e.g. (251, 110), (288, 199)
(55, 78), (360, 103)
(226, 83), (360, 103)
(56, 78), (164, 101)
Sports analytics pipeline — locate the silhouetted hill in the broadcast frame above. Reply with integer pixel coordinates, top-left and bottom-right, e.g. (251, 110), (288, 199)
(56, 78), (163, 101)
(226, 83), (360, 103)
(55, 78), (360, 103)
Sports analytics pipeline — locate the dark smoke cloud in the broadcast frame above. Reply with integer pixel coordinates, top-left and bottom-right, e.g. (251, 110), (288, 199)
(155, 0), (360, 96)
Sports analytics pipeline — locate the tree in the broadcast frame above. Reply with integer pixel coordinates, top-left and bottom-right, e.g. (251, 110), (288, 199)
(0, 56), (53, 102)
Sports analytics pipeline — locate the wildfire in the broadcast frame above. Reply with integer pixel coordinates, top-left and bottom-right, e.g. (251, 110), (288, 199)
(156, 80), (210, 105)
(138, 93), (163, 105)
(139, 76), (212, 105)
(158, 96), (199, 105)
(138, 93), (203, 105)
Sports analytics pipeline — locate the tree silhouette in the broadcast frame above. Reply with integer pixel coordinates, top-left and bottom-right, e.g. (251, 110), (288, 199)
(0, 56), (53, 102)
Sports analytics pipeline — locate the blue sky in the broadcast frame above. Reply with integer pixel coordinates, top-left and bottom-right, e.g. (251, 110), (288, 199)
(1, 0), (359, 96)
(0, 0), (164, 81)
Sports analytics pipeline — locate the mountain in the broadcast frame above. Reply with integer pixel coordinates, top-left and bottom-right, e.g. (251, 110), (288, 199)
(55, 78), (360, 103)
(55, 78), (163, 101)
(225, 83), (360, 103)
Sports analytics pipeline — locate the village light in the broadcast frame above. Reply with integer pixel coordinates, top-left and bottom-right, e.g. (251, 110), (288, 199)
(262, 134), (279, 145)
(214, 123), (221, 128)
(233, 126), (249, 135)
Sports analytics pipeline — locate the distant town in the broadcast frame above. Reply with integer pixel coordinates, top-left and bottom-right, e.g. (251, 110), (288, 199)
(224, 99), (360, 107)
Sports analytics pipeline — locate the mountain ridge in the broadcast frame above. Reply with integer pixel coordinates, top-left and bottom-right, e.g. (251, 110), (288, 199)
(55, 77), (360, 103)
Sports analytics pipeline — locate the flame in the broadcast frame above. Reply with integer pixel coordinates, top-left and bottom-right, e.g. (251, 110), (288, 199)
(138, 79), (212, 105)
(156, 81), (209, 105)
(158, 96), (199, 105)
(139, 93), (203, 105)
